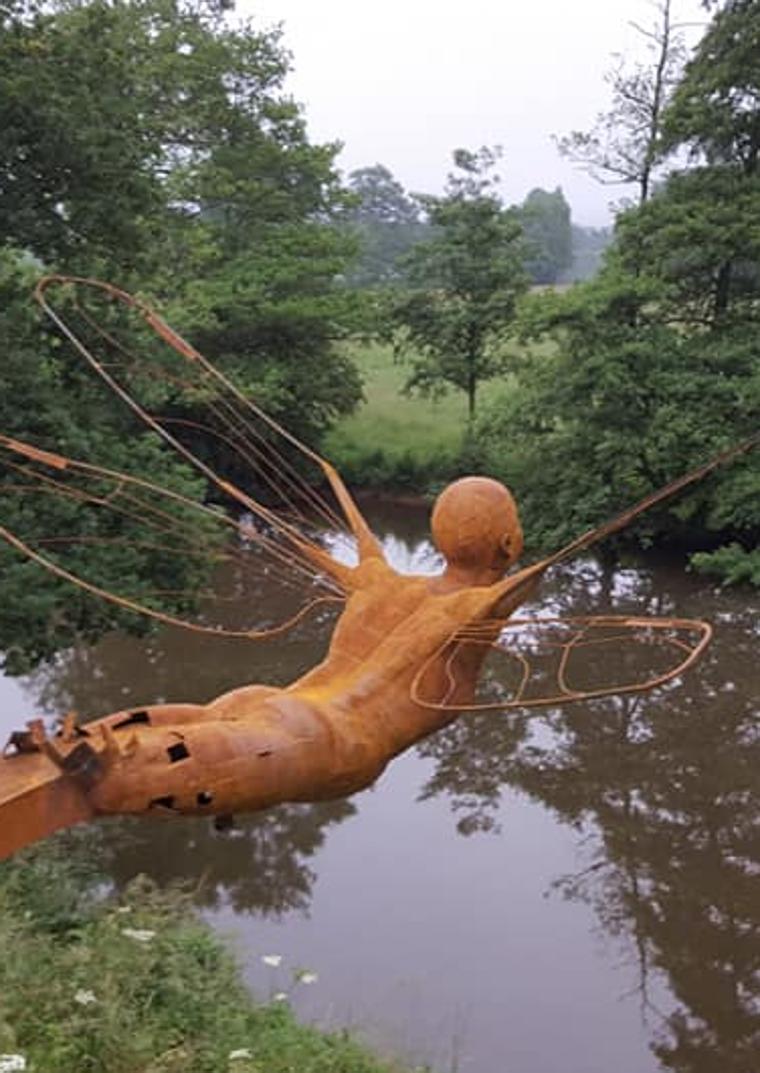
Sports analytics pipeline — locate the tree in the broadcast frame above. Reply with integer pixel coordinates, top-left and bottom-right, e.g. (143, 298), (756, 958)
(657, 0), (760, 321)
(392, 147), (528, 423)
(0, 0), (363, 446)
(0, 0), (364, 667)
(555, 0), (687, 205)
(479, 248), (759, 564)
(567, 224), (613, 282)
(477, 1), (760, 585)
(518, 186), (573, 284)
(342, 164), (427, 287)
(662, 0), (760, 175)
(0, 250), (221, 672)
(615, 164), (760, 325)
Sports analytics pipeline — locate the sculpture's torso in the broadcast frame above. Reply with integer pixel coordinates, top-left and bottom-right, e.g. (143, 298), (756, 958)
(86, 558), (504, 817)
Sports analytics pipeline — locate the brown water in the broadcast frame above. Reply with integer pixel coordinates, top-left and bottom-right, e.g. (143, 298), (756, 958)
(1, 500), (758, 1073)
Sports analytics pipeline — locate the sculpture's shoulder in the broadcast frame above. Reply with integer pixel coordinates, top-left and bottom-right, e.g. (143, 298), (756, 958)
(350, 554), (398, 590)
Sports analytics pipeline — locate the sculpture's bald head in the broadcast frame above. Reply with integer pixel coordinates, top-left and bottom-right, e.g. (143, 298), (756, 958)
(431, 476), (523, 575)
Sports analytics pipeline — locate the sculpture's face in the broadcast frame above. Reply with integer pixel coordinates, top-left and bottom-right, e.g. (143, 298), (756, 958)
(431, 476), (524, 574)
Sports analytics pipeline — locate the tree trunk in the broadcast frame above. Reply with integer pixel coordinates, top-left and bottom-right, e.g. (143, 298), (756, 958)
(467, 369), (476, 424)
(715, 261), (732, 320)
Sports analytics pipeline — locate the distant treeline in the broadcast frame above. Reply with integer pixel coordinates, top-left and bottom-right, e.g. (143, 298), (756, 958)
(341, 163), (611, 288)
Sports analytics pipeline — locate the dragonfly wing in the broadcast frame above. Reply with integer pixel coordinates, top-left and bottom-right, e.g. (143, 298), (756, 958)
(0, 436), (345, 639)
(410, 614), (712, 713)
(2, 275), (359, 640)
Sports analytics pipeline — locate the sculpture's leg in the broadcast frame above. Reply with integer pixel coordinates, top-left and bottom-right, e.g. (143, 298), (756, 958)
(0, 688), (282, 861)
(0, 704), (215, 861)
(94, 702), (214, 731)
(91, 685), (279, 731)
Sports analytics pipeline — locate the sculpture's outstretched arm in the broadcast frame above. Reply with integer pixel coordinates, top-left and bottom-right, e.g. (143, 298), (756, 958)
(318, 460), (385, 564)
(275, 518), (355, 590)
(487, 430), (760, 617)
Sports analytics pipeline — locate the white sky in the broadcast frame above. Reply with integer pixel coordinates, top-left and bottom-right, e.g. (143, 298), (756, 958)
(247, 0), (708, 227)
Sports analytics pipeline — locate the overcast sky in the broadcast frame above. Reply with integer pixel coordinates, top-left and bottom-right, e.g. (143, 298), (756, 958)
(247, 0), (709, 227)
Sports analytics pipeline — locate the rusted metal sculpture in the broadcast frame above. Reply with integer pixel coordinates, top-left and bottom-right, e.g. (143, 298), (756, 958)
(0, 278), (757, 861)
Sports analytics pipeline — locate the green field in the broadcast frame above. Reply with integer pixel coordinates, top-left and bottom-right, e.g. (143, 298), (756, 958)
(324, 342), (510, 468)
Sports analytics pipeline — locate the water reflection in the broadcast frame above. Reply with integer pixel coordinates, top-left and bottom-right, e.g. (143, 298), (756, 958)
(92, 802), (355, 916)
(420, 553), (760, 1071)
(9, 501), (759, 1072)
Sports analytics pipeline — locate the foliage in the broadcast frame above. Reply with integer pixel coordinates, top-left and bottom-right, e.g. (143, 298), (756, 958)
(167, 221), (363, 448)
(392, 147), (528, 422)
(0, 0), (289, 275)
(0, 0), (364, 667)
(662, 0), (760, 174)
(331, 446), (458, 494)
(478, 259), (759, 571)
(565, 224), (613, 282)
(615, 163), (760, 323)
(477, 1), (760, 584)
(343, 165), (429, 288)
(692, 543), (760, 585)
(0, 835), (405, 1073)
(0, 0), (364, 431)
(518, 187), (573, 284)
(0, 250), (222, 672)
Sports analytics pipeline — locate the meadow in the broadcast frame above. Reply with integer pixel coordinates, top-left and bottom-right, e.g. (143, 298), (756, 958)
(324, 342), (513, 489)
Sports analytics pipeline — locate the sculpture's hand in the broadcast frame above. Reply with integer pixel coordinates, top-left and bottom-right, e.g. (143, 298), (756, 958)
(318, 460), (385, 565)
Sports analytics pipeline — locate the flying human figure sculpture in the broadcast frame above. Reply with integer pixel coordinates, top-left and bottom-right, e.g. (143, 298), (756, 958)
(0, 278), (756, 861)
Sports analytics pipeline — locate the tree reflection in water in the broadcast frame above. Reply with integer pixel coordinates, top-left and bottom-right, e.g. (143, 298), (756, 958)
(94, 802), (356, 917)
(419, 555), (760, 1071)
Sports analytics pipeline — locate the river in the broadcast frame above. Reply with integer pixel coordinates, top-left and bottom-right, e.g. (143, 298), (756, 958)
(1, 499), (758, 1073)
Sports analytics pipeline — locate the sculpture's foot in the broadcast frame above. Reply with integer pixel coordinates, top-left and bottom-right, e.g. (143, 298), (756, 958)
(0, 716), (98, 860)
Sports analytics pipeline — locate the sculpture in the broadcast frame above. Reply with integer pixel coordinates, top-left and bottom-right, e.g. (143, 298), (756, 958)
(0, 277), (757, 861)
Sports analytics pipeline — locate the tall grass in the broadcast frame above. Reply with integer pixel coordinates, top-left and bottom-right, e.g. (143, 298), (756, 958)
(0, 833), (413, 1073)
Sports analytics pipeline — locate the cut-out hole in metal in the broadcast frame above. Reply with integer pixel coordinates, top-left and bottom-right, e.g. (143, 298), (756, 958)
(114, 710), (151, 730)
(167, 742), (190, 763)
(196, 790), (214, 806)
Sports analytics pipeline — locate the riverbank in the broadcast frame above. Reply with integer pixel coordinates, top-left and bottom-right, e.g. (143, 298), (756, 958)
(0, 832), (412, 1073)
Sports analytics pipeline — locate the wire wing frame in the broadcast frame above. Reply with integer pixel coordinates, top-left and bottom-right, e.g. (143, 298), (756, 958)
(0, 275), (359, 640)
(411, 614), (713, 712)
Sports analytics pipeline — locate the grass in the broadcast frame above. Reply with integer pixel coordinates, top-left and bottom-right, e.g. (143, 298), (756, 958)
(325, 342), (478, 464)
(0, 833), (415, 1073)
(323, 342), (516, 491)
(324, 339), (554, 492)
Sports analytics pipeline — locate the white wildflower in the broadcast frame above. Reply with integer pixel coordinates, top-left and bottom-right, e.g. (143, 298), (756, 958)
(0, 1056), (26, 1073)
(121, 927), (156, 943)
(228, 1048), (252, 1061)
(74, 988), (98, 1006)
(260, 953), (282, 968)
(116, 905), (132, 914)
(272, 991), (288, 1003)
(295, 969), (318, 985)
